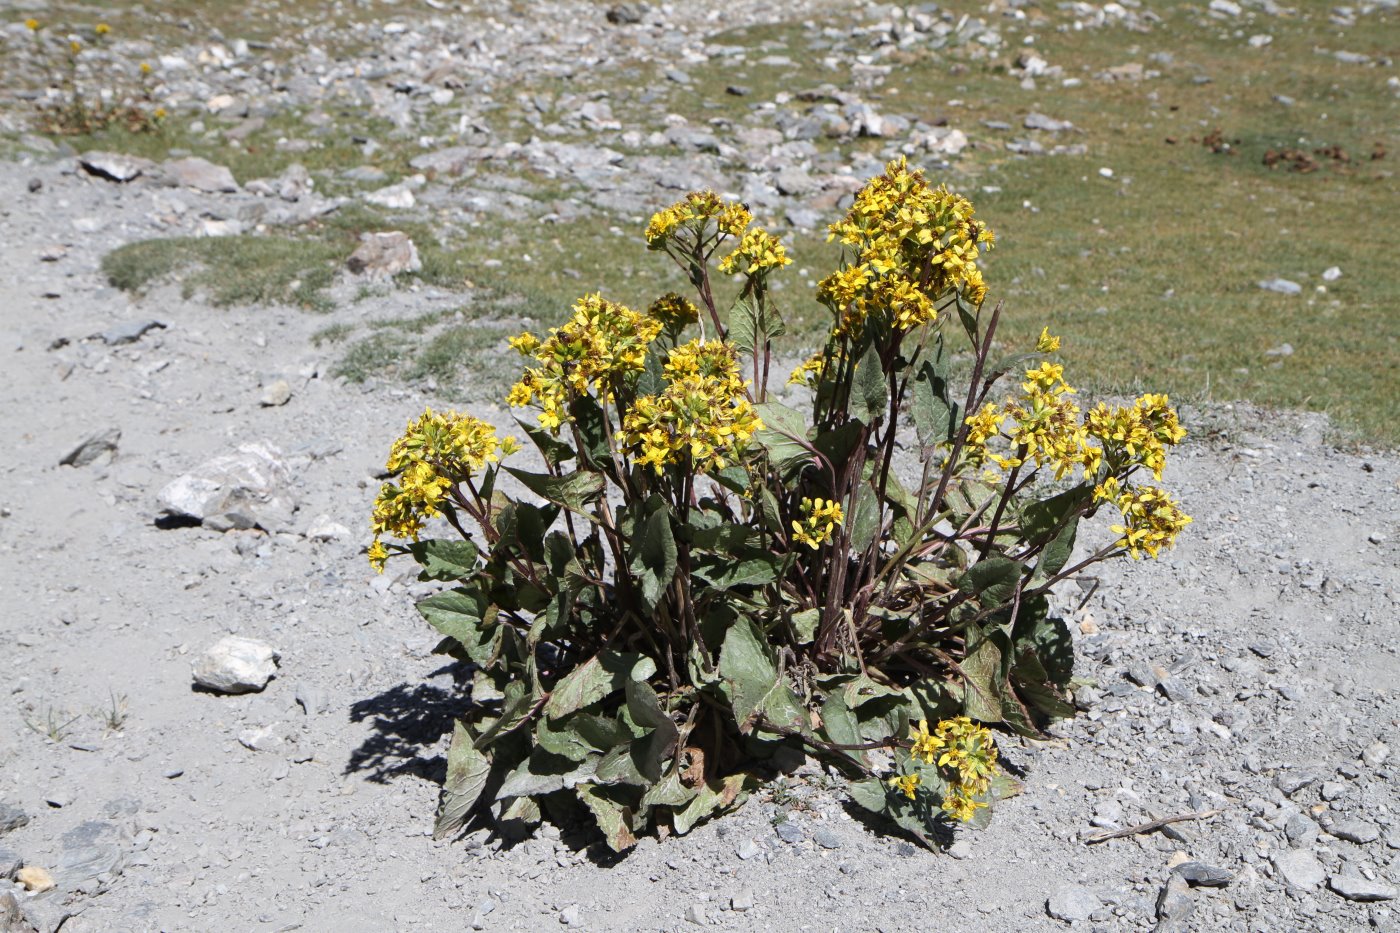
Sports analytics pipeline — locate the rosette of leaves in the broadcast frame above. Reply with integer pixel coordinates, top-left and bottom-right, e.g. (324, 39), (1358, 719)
(374, 159), (1189, 850)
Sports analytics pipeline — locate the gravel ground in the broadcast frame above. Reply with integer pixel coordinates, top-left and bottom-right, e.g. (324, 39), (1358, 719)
(1, 2), (1399, 931)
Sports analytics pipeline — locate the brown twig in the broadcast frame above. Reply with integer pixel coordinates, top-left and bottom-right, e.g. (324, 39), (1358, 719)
(1084, 808), (1225, 845)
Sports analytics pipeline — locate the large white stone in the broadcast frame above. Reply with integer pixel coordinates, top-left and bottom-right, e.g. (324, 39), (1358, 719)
(193, 636), (279, 694)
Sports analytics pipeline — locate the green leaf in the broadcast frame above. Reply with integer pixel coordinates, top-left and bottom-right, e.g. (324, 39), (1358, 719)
(408, 539), (480, 581)
(850, 340), (888, 425)
(754, 401), (812, 471)
(505, 467), (605, 516)
(718, 616), (806, 735)
(544, 652), (658, 720)
(474, 679), (536, 748)
(536, 713), (634, 762)
(515, 418), (576, 469)
(433, 721), (491, 839)
(848, 481), (881, 555)
(911, 348), (955, 449)
(791, 609), (820, 645)
(692, 549), (780, 590)
(639, 767), (697, 809)
(416, 587), (498, 664)
(568, 394), (613, 466)
(957, 557), (1022, 610)
(630, 499), (678, 610)
(726, 296), (785, 357)
(811, 422), (864, 471)
(496, 748), (597, 798)
(818, 690), (868, 768)
(845, 778), (935, 848)
(624, 678), (680, 780)
(636, 347), (666, 398)
(673, 774), (752, 835)
(577, 784), (639, 852)
(960, 630), (1007, 723)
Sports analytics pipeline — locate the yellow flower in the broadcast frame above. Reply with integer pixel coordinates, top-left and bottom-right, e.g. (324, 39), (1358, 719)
(887, 772), (920, 800)
(69, 39), (82, 53)
(619, 340), (761, 475)
(718, 227), (791, 277)
(25, 18), (40, 31)
(367, 539), (388, 572)
(1036, 327), (1061, 353)
(790, 497), (843, 550)
(941, 791), (987, 822)
(140, 61), (152, 75)
(648, 293), (699, 330)
(507, 332), (541, 356)
(1106, 484), (1192, 559)
(153, 107), (167, 120)
(95, 22), (110, 35)
(908, 718), (945, 765)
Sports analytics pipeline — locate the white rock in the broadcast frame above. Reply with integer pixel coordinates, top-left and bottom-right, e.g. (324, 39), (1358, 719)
(1329, 872), (1397, 902)
(364, 184), (416, 209)
(1047, 885), (1100, 922)
(920, 127), (969, 157)
(1273, 849), (1324, 891)
(1363, 740), (1390, 767)
(158, 441), (297, 532)
(1258, 278), (1302, 295)
(1249, 34), (1273, 48)
(163, 157), (239, 193)
(1209, 0), (1242, 15)
(306, 515), (351, 542)
(206, 94), (237, 113)
(79, 151), (154, 183)
(1322, 266), (1342, 282)
(347, 231), (421, 279)
(193, 636), (279, 694)
(259, 379), (292, 407)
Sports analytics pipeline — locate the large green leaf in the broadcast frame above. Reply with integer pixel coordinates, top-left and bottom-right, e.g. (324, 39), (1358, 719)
(577, 784), (639, 852)
(791, 609), (820, 645)
(504, 467), (605, 516)
(433, 721), (491, 839)
(408, 539), (480, 581)
(536, 712), (634, 762)
(673, 774), (752, 835)
(630, 499), (678, 610)
(416, 587), (498, 664)
(911, 350), (954, 450)
(515, 418), (576, 470)
(850, 340), (888, 426)
(639, 766), (697, 808)
(848, 481), (881, 555)
(718, 617), (806, 734)
(753, 401), (812, 472)
(960, 630), (1008, 723)
(544, 652), (657, 720)
(818, 690), (869, 768)
(624, 677), (680, 781)
(496, 748), (597, 798)
(692, 549), (780, 590)
(957, 557), (1022, 610)
(726, 296), (785, 357)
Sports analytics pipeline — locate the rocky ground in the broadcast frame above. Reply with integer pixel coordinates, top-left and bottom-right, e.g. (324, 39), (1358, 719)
(2, 1), (1399, 931)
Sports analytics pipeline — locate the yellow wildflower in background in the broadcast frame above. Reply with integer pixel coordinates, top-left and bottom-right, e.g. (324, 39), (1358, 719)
(95, 22), (110, 35)
(648, 293), (699, 330)
(619, 340), (761, 475)
(25, 18), (40, 31)
(790, 497), (843, 549)
(367, 409), (515, 571)
(887, 772), (920, 800)
(718, 227), (790, 276)
(1036, 327), (1061, 353)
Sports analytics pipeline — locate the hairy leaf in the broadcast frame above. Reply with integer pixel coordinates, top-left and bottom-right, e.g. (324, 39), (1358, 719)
(754, 401), (812, 472)
(434, 721), (491, 839)
(544, 652), (658, 721)
(505, 467), (605, 516)
(673, 773), (751, 835)
(577, 784), (639, 852)
(409, 539), (480, 582)
(631, 499), (678, 610)
(718, 617), (806, 734)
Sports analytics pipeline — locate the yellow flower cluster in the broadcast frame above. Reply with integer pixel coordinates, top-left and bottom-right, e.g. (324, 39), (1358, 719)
(507, 294), (663, 431)
(1086, 393), (1186, 480)
(1094, 479), (1193, 559)
(25, 18), (39, 31)
(787, 350), (827, 387)
(889, 717), (1000, 821)
(619, 340), (761, 475)
(648, 293), (699, 330)
(645, 191), (751, 247)
(819, 157), (994, 339)
(790, 497), (843, 549)
(1000, 362), (1100, 479)
(368, 409), (517, 571)
(719, 227), (791, 276)
(95, 22), (110, 35)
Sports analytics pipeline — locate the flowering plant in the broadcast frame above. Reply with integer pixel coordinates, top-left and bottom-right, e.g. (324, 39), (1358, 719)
(369, 159), (1189, 849)
(24, 19), (165, 136)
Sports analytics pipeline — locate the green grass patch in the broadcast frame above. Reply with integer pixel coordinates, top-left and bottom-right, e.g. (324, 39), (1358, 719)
(101, 235), (346, 310)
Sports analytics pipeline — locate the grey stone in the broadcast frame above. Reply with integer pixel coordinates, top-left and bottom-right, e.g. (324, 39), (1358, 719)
(158, 441), (297, 532)
(60, 428), (120, 468)
(294, 683), (325, 716)
(1024, 112), (1073, 132)
(1286, 812), (1319, 847)
(558, 904), (581, 926)
(0, 891), (24, 933)
(1156, 875), (1194, 921)
(79, 152), (154, 183)
(606, 3), (647, 25)
(946, 839), (972, 860)
(1329, 819), (1379, 844)
(1257, 278), (1302, 296)
(1362, 741), (1389, 768)
(163, 157), (239, 193)
(192, 636), (279, 694)
(774, 168), (816, 196)
(731, 890), (754, 911)
(259, 379), (292, 407)
(775, 821), (803, 844)
(95, 319), (166, 346)
(1320, 781), (1347, 801)
(346, 231), (421, 279)
(1328, 872), (1396, 902)
(684, 903), (706, 924)
(364, 184), (415, 209)
(1174, 862), (1234, 887)
(1047, 885), (1101, 922)
(735, 838), (761, 860)
(1273, 849), (1325, 891)
(0, 805), (28, 837)
(813, 828), (842, 850)
(1274, 769), (1319, 796)
(0, 846), (20, 879)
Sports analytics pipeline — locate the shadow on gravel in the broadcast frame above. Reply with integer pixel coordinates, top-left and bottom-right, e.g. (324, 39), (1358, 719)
(346, 664), (476, 784)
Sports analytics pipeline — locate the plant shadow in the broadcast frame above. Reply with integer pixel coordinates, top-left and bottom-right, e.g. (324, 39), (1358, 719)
(345, 662), (476, 784)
